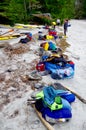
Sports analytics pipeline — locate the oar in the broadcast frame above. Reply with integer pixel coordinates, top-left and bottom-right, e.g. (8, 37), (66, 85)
(53, 82), (86, 104)
(27, 101), (55, 130)
(63, 86), (86, 104)
(32, 104), (55, 130)
(0, 29), (14, 36)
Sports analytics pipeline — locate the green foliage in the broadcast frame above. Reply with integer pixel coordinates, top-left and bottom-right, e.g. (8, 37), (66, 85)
(6, 0), (29, 24)
(0, 0), (85, 24)
(82, 0), (86, 18)
(74, 0), (85, 19)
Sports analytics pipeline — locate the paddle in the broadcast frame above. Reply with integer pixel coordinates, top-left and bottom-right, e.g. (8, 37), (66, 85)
(63, 86), (86, 104)
(53, 82), (86, 104)
(27, 100), (55, 130)
(0, 29), (14, 36)
(32, 104), (55, 130)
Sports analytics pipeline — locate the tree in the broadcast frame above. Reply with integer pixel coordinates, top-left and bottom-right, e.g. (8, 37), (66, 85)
(0, 0), (10, 24)
(0, 0), (85, 24)
(83, 0), (86, 18)
(5, 0), (27, 23)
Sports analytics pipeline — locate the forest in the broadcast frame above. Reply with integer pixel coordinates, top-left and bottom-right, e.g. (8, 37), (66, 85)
(0, 0), (86, 25)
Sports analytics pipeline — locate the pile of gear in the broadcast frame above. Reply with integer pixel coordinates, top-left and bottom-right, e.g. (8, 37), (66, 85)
(27, 26), (76, 125)
(36, 54), (74, 79)
(36, 40), (75, 79)
(38, 28), (58, 40)
(19, 32), (32, 43)
(28, 83), (75, 124)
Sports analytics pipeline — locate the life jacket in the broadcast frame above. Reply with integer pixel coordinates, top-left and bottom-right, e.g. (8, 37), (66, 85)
(44, 42), (49, 51)
(40, 42), (57, 51)
(20, 37), (30, 43)
(49, 30), (57, 36)
(36, 90), (63, 111)
(26, 32), (32, 40)
(46, 35), (54, 40)
(35, 86), (74, 111)
(48, 42), (57, 50)
(41, 54), (60, 62)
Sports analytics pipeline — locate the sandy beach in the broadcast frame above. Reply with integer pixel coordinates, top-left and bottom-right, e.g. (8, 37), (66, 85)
(0, 19), (86, 130)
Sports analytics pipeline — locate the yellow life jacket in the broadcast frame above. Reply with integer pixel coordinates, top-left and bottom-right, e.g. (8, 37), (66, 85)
(45, 54), (60, 62)
(51, 53), (60, 57)
(44, 42), (49, 50)
(46, 35), (54, 40)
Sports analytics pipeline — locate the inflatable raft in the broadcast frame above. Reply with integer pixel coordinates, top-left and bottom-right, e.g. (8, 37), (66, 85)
(0, 35), (20, 40)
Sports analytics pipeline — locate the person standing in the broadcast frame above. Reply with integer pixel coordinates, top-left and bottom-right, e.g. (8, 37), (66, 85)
(56, 19), (61, 26)
(63, 19), (68, 36)
(52, 22), (56, 29)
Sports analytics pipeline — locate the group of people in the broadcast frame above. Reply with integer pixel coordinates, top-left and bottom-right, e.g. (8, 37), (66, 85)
(52, 18), (70, 36)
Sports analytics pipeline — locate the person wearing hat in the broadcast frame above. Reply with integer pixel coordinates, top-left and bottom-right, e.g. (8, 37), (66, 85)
(52, 22), (56, 29)
(56, 19), (61, 26)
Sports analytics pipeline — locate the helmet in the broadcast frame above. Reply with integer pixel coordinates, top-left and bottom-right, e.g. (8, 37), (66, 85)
(52, 22), (56, 25)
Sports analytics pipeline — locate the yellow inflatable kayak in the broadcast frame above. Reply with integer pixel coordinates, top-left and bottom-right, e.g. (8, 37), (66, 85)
(0, 35), (20, 40)
(14, 24), (39, 29)
(14, 25), (24, 29)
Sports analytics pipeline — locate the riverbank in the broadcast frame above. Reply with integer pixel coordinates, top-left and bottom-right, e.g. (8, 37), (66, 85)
(0, 19), (86, 130)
